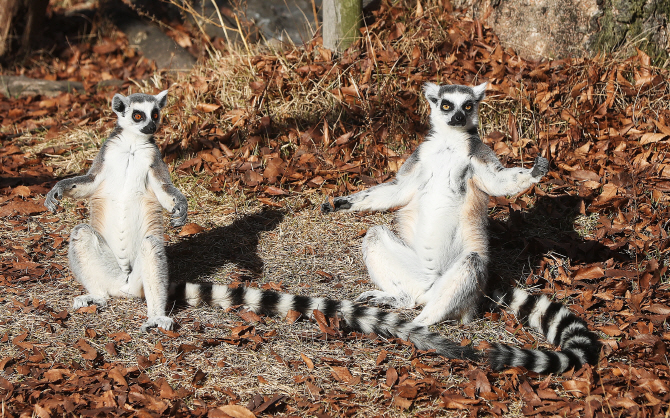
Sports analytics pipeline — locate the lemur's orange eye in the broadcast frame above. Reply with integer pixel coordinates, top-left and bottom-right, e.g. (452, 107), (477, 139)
(464, 105), (472, 110)
(442, 104), (450, 110)
(152, 112), (158, 119)
(133, 113), (142, 121)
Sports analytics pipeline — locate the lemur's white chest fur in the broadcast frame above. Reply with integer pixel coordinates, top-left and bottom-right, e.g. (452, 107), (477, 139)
(397, 133), (474, 276)
(94, 134), (162, 272)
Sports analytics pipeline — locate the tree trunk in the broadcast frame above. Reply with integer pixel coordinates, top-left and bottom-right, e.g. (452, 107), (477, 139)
(451, 0), (670, 65)
(0, 0), (21, 57)
(323, 0), (362, 53)
(592, 0), (670, 66)
(0, 0), (49, 59)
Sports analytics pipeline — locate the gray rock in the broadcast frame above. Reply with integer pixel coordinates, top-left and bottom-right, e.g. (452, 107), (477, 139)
(0, 75), (85, 97)
(111, 12), (196, 71)
(452, 0), (600, 60)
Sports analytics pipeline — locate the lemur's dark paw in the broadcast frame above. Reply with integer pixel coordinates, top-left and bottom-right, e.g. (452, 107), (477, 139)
(44, 185), (64, 212)
(170, 201), (188, 227)
(530, 156), (549, 178)
(321, 200), (335, 214)
(321, 197), (353, 213)
(170, 219), (186, 228)
(170, 212), (187, 227)
(333, 197), (352, 211)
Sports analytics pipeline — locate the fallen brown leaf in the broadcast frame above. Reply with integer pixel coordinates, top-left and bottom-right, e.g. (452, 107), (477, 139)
(179, 223), (205, 236)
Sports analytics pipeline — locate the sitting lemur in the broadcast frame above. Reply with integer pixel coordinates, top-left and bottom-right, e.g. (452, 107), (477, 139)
(321, 82), (601, 374)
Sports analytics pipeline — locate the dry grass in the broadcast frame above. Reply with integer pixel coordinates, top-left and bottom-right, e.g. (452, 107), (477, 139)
(23, 129), (104, 175)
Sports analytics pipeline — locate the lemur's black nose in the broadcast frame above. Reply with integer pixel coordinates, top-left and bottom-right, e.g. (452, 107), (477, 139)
(449, 111), (466, 126)
(140, 121), (157, 134)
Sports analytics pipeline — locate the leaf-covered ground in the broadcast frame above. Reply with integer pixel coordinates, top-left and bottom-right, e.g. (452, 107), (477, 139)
(1, 0), (669, 416)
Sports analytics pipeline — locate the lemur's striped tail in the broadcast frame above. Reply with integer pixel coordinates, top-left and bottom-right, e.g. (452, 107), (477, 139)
(171, 282), (480, 361)
(489, 288), (601, 374)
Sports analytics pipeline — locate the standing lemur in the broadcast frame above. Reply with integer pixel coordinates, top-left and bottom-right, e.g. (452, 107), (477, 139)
(321, 82), (601, 374)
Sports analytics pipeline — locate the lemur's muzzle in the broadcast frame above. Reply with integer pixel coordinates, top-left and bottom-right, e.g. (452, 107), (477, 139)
(140, 121), (157, 134)
(448, 111), (466, 126)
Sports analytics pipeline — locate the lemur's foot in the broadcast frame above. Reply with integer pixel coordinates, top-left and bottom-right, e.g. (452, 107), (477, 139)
(73, 294), (108, 310)
(356, 290), (413, 309)
(141, 316), (174, 332)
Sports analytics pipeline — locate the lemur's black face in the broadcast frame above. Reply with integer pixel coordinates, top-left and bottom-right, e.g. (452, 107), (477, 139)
(438, 98), (477, 127)
(424, 83), (487, 132)
(112, 90), (169, 137)
(132, 107), (161, 134)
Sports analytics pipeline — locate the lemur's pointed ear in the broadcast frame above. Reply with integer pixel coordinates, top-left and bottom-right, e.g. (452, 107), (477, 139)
(155, 90), (169, 109)
(423, 82), (440, 105)
(112, 94), (129, 116)
(472, 82), (487, 101)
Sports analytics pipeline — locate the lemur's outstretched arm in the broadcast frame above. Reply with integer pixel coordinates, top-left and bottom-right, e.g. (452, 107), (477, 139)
(322, 151), (422, 213)
(147, 150), (188, 227)
(470, 144), (549, 197)
(44, 147), (107, 212)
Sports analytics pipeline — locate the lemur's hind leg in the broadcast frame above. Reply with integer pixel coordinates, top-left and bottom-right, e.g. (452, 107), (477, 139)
(68, 224), (128, 309)
(413, 252), (487, 326)
(127, 235), (174, 331)
(356, 226), (430, 309)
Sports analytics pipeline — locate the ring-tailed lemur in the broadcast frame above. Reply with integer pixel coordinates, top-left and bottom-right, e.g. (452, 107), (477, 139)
(43, 90), (478, 363)
(45, 90), (187, 332)
(321, 82), (601, 374)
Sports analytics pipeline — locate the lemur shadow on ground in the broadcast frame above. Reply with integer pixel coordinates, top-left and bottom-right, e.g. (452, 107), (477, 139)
(0, 175), (53, 189)
(486, 193), (628, 301)
(166, 209), (285, 284)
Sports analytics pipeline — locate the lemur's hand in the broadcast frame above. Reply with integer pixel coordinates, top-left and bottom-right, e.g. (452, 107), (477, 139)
(321, 199), (335, 214)
(321, 197), (352, 214)
(530, 156), (549, 178)
(170, 197), (188, 227)
(44, 183), (64, 212)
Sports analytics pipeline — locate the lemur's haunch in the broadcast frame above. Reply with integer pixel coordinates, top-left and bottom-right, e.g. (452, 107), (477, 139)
(44, 90), (477, 362)
(322, 82), (601, 374)
(45, 90), (187, 332)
